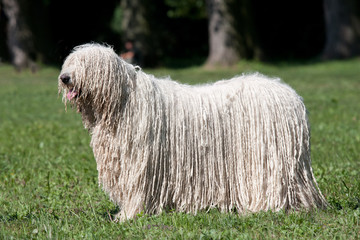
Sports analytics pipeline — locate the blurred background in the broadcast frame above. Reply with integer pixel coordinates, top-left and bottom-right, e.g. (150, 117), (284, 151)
(0, 0), (359, 70)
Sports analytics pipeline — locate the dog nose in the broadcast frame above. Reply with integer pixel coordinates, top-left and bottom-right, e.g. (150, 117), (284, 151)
(60, 74), (70, 84)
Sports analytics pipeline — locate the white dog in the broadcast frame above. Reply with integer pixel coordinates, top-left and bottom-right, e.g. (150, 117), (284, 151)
(59, 44), (327, 221)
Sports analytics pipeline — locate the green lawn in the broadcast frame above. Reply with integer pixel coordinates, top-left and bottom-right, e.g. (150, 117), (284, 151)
(0, 60), (359, 239)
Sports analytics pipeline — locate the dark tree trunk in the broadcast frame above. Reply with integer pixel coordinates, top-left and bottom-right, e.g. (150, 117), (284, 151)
(230, 0), (263, 61)
(322, 0), (360, 59)
(205, 0), (262, 67)
(205, 0), (240, 67)
(121, 0), (166, 67)
(2, 0), (36, 71)
(121, 0), (148, 67)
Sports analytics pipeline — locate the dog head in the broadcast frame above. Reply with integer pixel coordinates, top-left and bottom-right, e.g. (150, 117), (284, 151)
(58, 43), (137, 130)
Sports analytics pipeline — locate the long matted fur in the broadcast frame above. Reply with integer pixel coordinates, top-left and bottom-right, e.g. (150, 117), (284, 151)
(58, 44), (327, 221)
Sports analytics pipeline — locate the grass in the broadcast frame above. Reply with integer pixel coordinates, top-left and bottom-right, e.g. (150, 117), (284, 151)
(0, 60), (359, 239)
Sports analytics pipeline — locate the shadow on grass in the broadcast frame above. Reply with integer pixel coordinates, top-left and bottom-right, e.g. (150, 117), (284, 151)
(101, 206), (120, 222)
(0, 214), (20, 222)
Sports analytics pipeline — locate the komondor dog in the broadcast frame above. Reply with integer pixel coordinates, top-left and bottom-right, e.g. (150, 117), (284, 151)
(58, 43), (327, 221)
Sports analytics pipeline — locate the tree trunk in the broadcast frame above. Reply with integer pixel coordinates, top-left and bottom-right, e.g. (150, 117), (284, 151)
(322, 0), (360, 59)
(121, 0), (165, 67)
(205, 0), (262, 67)
(205, 0), (240, 67)
(2, 0), (36, 71)
(121, 0), (147, 66)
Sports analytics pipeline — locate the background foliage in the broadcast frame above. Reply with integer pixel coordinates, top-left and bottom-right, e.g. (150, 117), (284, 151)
(0, 0), (326, 66)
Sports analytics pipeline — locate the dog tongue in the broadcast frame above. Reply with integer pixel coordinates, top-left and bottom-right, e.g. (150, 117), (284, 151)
(67, 90), (77, 100)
